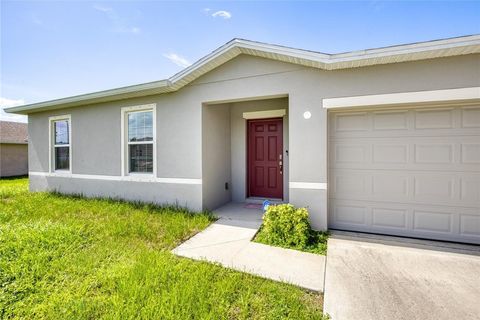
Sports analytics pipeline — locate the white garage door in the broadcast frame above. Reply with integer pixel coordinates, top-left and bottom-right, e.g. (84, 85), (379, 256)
(328, 105), (480, 244)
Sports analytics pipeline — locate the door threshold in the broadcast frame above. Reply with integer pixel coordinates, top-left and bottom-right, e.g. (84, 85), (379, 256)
(245, 197), (284, 204)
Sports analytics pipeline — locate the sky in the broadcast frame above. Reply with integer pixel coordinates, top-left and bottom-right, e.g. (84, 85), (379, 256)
(1, 1), (479, 122)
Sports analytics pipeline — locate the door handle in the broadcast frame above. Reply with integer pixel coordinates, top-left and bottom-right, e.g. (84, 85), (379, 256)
(279, 161), (283, 175)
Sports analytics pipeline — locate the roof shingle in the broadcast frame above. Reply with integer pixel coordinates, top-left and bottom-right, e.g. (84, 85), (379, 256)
(0, 121), (28, 144)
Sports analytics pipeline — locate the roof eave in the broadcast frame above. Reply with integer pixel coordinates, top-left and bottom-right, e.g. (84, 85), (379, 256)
(5, 34), (480, 115)
(6, 79), (172, 114)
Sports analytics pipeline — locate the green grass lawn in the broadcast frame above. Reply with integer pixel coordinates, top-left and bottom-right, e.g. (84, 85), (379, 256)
(0, 178), (327, 319)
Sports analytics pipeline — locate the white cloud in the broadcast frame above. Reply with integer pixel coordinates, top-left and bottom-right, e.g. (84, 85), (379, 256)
(0, 97), (28, 123)
(93, 4), (140, 34)
(211, 10), (232, 19)
(162, 53), (191, 68)
(369, 1), (386, 12)
(128, 27), (141, 34)
(93, 4), (112, 13)
(31, 14), (44, 26)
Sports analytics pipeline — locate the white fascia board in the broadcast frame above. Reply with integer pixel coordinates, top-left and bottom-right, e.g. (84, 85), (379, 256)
(6, 80), (170, 114)
(236, 39), (330, 61)
(237, 35), (480, 67)
(169, 40), (242, 84)
(331, 34), (480, 60)
(323, 87), (480, 109)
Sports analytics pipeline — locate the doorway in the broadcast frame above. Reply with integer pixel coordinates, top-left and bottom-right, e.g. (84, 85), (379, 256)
(247, 118), (283, 199)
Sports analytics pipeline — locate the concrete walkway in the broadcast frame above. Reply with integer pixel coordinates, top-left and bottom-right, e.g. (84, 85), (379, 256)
(172, 202), (326, 292)
(323, 232), (480, 320)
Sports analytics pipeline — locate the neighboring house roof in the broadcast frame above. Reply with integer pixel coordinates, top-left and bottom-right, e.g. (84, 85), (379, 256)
(0, 121), (28, 144)
(6, 34), (480, 115)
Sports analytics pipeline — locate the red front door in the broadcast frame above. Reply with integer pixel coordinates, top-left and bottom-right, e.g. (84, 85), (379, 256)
(247, 118), (283, 199)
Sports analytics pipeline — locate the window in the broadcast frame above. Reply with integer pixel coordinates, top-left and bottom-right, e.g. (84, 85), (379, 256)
(49, 115), (71, 172)
(122, 105), (156, 176)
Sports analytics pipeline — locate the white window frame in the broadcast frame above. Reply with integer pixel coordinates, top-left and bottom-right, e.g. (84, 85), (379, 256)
(121, 104), (157, 177)
(49, 114), (72, 173)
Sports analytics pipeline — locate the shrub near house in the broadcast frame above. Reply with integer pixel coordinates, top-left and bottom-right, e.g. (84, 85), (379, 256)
(255, 204), (329, 255)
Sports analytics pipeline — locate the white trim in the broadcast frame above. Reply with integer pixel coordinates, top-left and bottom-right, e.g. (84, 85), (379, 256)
(29, 171), (202, 185)
(7, 35), (480, 115)
(289, 182), (327, 190)
(121, 103), (156, 113)
(48, 119), (51, 173)
(49, 114), (72, 121)
(48, 114), (72, 173)
(323, 87), (480, 109)
(121, 104), (157, 177)
(242, 109), (286, 119)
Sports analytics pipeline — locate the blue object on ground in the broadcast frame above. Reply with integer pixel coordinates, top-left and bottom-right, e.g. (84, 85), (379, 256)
(262, 200), (271, 212)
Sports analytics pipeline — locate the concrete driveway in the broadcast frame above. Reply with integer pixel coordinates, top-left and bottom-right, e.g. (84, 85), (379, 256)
(323, 232), (480, 320)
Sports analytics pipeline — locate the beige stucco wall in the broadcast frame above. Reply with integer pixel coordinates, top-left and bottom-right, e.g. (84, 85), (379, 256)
(0, 143), (28, 177)
(202, 103), (232, 210)
(27, 52), (480, 229)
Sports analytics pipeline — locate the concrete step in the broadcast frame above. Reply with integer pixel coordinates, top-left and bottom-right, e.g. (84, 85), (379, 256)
(245, 197), (285, 205)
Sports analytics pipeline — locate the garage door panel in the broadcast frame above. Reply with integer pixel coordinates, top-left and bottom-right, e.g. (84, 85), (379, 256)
(334, 173), (370, 196)
(330, 136), (480, 172)
(460, 106), (480, 128)
(414, 143), (453, 164)
(329, 199), (480, 243)
(331, 199), (415, 231)
(372, 208), (408, 229)
(333, 143), (370, 164)
(372, 175), (408, 197)
(372, 110), (409, 130)
(332, 204), (366, 225)
(461, 143), (480, 163)
(330, 162), (480, 173)
(334, 112), (369, 132)
(413, 210), (453, 233)
(373, 144), (409, 164)
(330, 129), (480, 139)
(329, 106), (480, 139)
(460, 177), (480, 202)
(329, 105), (480, 244)
(332, 171), (409, 201)
(331, 169), (479, 208)
(414, 108), (454, 129)
(413, 175), (455, 201)
(460, 214), (480, 237)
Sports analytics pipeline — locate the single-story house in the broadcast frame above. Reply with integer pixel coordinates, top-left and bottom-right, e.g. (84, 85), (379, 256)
(6, 35), (480, 244)
(0, 121), (28, 177)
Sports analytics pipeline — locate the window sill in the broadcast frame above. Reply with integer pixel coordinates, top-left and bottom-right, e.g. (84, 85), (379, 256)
(51, 170), (72, 175)
(124, 173), (156, 182)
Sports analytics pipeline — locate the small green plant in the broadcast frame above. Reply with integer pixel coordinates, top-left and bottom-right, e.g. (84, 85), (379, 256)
(255, 204), (329, 255)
